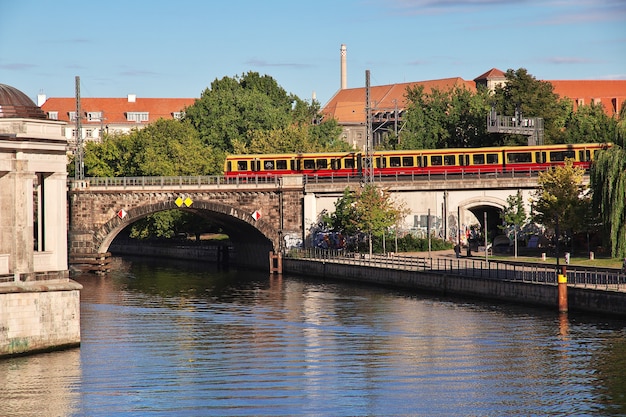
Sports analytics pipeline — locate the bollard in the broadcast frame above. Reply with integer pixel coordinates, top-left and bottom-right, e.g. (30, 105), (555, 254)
(558, 266), (567, 313)
(542, 253), (546, 261)
(589, 251), (594, 260)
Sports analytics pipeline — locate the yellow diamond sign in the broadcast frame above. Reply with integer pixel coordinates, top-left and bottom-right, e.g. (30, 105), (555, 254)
(184, 197), (193, 207)
(175, 197), (183, 207)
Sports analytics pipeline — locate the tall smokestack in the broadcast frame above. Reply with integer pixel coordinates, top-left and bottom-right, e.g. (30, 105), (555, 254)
(340, 44), (347, 90)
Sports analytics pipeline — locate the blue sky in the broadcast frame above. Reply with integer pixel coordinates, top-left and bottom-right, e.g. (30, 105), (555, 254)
(1, 0), (625, 106)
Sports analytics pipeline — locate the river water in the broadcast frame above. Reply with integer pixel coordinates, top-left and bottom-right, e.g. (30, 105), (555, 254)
(2, 256), (626, 416)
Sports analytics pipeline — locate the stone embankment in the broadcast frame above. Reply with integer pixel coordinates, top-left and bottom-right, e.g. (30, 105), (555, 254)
(283, 250), (626, 317)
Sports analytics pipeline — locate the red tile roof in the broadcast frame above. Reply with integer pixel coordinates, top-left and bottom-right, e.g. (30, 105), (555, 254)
(323, 77), (475, 124)
(40, 97), (196, 126)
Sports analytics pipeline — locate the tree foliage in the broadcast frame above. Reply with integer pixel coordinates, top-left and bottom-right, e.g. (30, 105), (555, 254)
(531, 159), (589, 242)
(563, 102), (617, 144)
(84, 118), (222, 177)
(493, 68), (570, 145)
(590, 104), (626, 257)
(324, 185), (407, 255)
(183, 71), (341, 154)
(400, 84), (492, 149)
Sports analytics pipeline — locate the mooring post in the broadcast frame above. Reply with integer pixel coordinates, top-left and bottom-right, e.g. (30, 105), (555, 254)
(558, 265), (568, 313)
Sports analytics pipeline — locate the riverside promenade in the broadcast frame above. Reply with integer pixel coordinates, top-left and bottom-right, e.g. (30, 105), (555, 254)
(283, 249), (626, 317)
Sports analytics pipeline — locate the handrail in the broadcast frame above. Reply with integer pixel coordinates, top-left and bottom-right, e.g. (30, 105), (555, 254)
(286, 248), (626, 291)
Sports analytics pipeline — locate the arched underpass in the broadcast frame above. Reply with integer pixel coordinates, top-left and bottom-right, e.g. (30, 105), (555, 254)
(74, 200), (281, 272)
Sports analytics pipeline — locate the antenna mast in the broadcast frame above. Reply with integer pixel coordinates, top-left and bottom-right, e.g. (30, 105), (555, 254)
(363, 70), (374, 185)
(75, 75), (84, 180)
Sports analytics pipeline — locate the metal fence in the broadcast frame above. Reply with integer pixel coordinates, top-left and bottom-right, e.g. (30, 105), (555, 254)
(72, 175), (281, 188)
(287, 248), (626, 291)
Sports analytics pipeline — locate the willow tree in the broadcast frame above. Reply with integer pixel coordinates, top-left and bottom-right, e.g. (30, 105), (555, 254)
(590, 105), (626, 258)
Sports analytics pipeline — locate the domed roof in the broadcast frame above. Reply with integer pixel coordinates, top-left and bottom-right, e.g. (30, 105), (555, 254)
(0, 83), (47, 119)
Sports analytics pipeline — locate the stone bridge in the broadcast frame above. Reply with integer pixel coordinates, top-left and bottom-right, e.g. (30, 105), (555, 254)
(68, 175), (305, 270)
(69, 173), (552, 271)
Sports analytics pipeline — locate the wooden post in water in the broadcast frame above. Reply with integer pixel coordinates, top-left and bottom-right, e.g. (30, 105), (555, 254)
(558, 266), (568, 313)
(269, 251), (282, 274)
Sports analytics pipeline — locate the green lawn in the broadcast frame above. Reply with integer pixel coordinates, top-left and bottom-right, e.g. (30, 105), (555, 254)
(490, 254), (623, 269)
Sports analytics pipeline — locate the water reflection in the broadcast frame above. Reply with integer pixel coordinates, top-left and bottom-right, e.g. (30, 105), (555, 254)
(1, 256), (625, 416)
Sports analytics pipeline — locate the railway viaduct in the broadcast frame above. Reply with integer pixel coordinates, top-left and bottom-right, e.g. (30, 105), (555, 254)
(68, 172), (549, 270)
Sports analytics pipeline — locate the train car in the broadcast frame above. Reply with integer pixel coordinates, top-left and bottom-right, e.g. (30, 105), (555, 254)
(224, 143), (611, 178)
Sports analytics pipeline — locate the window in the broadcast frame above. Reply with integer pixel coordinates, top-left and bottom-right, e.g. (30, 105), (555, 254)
(507, 152), (532, 163)
(443, 155), (456, 166)
(486, 153), (499, 164)
(375, 157), (387, 168)
(87, 111), (102, 121)
(549, 150), (575, 162)
(172, 112), (184, 119)
(47, 111), (58, 120)
(316, 159), (328, 169)
(344, 158), (355, 169)
(264, 160), (274, 170)
(402, 156), (414, 167)
(303, 159), (315, 170)
(237, 161), (248, 171)
(126, 112), (149, 122)
(276, 160), (288, 170)
(68, 111), (77, 121)
(85, 129), (93, 138)
(431, 156), (442, 166)
(473, 154), (485, 165)
(390, 157), (401, 167)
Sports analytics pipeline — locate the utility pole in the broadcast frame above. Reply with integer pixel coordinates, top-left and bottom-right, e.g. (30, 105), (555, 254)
(74, 76), (84, 180)
(363, 70), (374, 185)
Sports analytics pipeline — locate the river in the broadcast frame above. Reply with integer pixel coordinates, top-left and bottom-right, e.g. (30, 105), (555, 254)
(1, 256), (625, 416)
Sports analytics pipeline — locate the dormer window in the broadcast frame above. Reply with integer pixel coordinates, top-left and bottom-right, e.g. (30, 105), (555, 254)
(87, 111), (102, 121)
(172, 111), (183, 120)
(126, 112), (149, 122)
(68, 111), (77, 121)
(48, 111), (58, 120)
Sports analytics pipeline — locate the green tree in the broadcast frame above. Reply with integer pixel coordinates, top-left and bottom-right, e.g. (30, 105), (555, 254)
(499, 190), (527, 258)
(324, 185), (405, 255)
(590, 104), (626, 258)
(530, 159), (588, 253)
(492, 68), (569, 145)
(183, 71), (335, 154)
(400, 84), (492, 150)
(563, 102), (617, 144)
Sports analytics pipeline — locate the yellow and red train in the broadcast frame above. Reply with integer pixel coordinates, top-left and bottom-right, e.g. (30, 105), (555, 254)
(224, 143), (611, 178)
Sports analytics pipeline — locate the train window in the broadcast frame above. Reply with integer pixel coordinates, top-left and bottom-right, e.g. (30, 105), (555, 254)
(390, 157), (401, 167)
(237, 161), (247, 171)
(549, 150), (575, 162)
(226, 161), (232, 172)
(344, 158), (355, 169)
(443, 155), (456, 166)
(303, 159), (315, 170)
(316, 159), (328, 169)
(507, 152), (532, 163)
(535, 152), (546, 163)
(375, 157), (387, 168)
(579, 150), (590, 161)
(431, 155), (442, 166)
(459, 155), (469, 166)
(402, 156), (414, 167)
(473, 154), (485, 165)
(252, 160), (260, 171)
(276, 160), (287, 170)
(264, 160), (275, 170)
(486, 154), (499, 164)
(290, 160), (297, 171)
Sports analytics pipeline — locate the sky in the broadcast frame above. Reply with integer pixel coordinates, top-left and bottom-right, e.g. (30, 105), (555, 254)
(1, 0), (625, 106)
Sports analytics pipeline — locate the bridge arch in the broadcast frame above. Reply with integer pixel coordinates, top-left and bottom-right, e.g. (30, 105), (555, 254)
(89, 200), (277, 269)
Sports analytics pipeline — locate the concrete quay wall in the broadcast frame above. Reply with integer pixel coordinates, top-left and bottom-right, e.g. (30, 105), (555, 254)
(0, 280), (82, 357)
(283, 259), (626, 317)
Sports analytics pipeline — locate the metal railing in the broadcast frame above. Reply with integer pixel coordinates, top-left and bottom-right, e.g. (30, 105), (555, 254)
(71, 175), (281, 189)
(286, 248), (626, 290)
